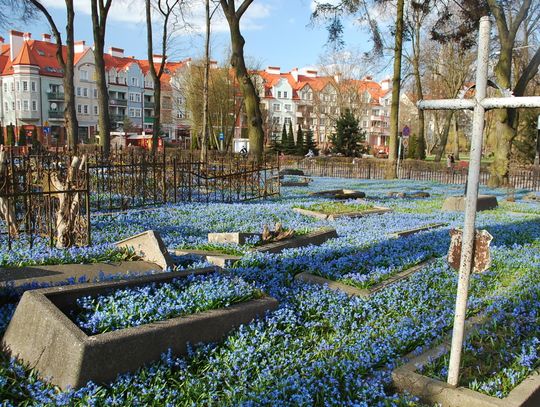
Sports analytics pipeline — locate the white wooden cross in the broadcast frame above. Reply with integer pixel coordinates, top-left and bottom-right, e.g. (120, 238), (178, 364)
(417, 16), (540, 387)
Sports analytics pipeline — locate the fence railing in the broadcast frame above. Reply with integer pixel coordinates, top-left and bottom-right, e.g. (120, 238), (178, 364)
(282, 157), (540, 191)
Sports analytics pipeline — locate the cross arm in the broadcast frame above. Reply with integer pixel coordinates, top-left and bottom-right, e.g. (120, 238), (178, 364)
(418, 96), (540, 111)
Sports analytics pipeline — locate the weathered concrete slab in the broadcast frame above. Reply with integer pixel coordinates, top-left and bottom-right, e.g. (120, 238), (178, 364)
(295, 258), (437, 298)
(388, 191), (431, 198)
(252, 227), (338, 254)
(280, 180), (310, 187)
(392, 314), (540, 407)
(174, 249), (242, 268)
(115, 230), (174, 270)
(279, 169), (305, 176)
(0, 261), (162, 288)
(310, 189), (366, 199)
(442, 195), (498, 212)
(389, 223), (447, 238)
(208, 232), (262, 245)
(2, 267), (278, 390)
(293, 206), (392, 221)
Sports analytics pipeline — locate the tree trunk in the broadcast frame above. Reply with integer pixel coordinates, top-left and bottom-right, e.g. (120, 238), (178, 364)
(385, 0), (405, 178)
(434, 111), (454, 162)
(411, 11), (425, 160)
(221, 2), (264, 162)
(64, 1), (78, 150)
(201, 0), (210, 161)
(91, 0), (112, 156)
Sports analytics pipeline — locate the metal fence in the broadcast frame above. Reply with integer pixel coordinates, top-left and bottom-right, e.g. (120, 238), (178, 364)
(282, 157), (540, 191)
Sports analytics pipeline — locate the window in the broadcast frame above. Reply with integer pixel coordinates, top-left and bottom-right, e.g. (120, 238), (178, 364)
(131, 77), (139, 87)
(272, 117), (280, 125)
(283, 91), (288, 98)
(16, 100), (21, 110)
(32, 100), (37, 111)
(93, 89), (97, 98)
(83, 105), (88, 114)
(24, 101), (30, 112)
(11, 102), (15, 110)
(3, 83), (6, 92)
(83, 88), (88, 97)
(284, 104), (291, 111)
(277, 91), (281, 98)
(76, 87), (81, 96)
(16, 82), (20, 91)
(129, 92), (141, 102)
(80, 70), (88, 80)
(94, 106), (98, 115)
(362, 121), (367, 128)
(273, 103), (280, 112)
(77, 104), (82, 114)
(22, 81), (28, 91)
(129, 108), (141, 117)
(31, 81), (36, 92)
(284, 117), (291, 125)
(10, 82), (14, 91)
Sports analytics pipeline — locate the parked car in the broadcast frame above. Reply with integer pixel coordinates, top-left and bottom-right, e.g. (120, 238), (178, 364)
(375, 150), (388, 159)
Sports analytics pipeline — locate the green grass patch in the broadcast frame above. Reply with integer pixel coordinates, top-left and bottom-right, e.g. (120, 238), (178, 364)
(294, 201), (375, 215)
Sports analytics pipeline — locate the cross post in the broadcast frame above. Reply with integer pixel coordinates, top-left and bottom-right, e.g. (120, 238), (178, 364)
(416, 16), (540, 388)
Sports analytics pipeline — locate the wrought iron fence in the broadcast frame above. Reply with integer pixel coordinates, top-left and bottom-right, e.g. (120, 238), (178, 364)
(0, 153), (91, 249)
(282, 157), (540, 191)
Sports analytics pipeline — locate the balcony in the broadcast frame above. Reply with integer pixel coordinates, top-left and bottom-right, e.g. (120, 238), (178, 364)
(144, 117), (154, 124)
(109, 98), (128, 107)
(48, 110), (64, 119)
(110, 114), (124, 122)
(143, 101), (155, 108)
(47, 92), (64, 100)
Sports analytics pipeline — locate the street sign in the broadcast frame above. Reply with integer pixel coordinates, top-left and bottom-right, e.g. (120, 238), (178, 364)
(402, 138), (409, 148)
(402, 125), (410, 138)
(43, 127), (50, 134)
(219, 132), (224, 141)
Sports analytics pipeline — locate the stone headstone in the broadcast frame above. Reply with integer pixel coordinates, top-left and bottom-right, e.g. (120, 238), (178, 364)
(115, 230), (174, 270)
(441, 195), (498, 212)
(208, 232), (262, 245)
(523, 192), (540, 202)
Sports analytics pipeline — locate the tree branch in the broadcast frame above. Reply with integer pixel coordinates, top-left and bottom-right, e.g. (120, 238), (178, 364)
(513, 45), (540, 96)
(236, 0), (253, 19)
(29, 0), (65, 68)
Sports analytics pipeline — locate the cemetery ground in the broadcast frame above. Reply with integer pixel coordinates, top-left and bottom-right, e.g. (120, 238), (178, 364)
(0, 177), (539, 405)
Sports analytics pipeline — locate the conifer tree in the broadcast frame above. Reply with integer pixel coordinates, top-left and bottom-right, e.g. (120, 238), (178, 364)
(407, 134), (417, 159)
(296, 125), (305, 155)
(280, 123), (288, 151)
(305, 129), (318, 155)
(18, 127), (26, 146)
(287, 121), (295, 154)
(6, 125), (14, 146)
(330, 110), (366, 157)
(416, 132), (426, 159)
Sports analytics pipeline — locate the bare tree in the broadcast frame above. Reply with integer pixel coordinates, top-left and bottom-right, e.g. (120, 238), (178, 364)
(219, 0), (265, 162)
(145, 0), (182, 154)
(28, 0), (79, 150)
(91, 0), (112, 156)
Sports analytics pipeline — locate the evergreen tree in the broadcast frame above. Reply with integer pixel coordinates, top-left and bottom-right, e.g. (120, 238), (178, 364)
(280, 123), (288, 152)
(269, 132), (281, 153)
(287, 121), (295, 154)
(6, 125), (15, 146)
(330, 110), (366, 157)
(407, 134), (417, 159)
(296, 125), (305, 155)
(18, 126), (26, 146)
(0, 124), (3, 145)
(416, 132), (426, 159)
(305, 129), (318, 155)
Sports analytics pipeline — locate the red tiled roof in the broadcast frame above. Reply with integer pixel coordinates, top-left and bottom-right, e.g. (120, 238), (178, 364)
(12, 41), (39, 66)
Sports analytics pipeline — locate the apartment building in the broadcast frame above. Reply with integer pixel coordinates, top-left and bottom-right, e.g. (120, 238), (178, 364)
(254, 66), (392, 151)
(0, 30), (191, 146)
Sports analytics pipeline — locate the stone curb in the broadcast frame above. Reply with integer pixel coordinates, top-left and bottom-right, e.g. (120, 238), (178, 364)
(293, 206), (392, 221)
(174, 249), (242, 268)
(310, 189), (366, 199)
(389, 223), (447, 238)
(2, 267), (278, 390)
(252, 227), (338, 254)
(392, 313), (540, 407)
(295, 258), (438, 298)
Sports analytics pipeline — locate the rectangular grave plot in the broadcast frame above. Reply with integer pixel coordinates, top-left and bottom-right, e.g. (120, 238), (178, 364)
(392, 315), (540, 407)
(253, 227), (338, 254)
(174, 249), (242, 268)
(389, 223), (447, 238)
(293, 207), (392, 221)
(295, 258), (438, 298)
(2, 267), (278, 390)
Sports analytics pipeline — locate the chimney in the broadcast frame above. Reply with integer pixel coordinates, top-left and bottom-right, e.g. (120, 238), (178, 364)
(334, 72), (342, 83)
(9, 30), (24, 62)
(41, 33), (51, 42)
(304, 69), (318, 78)
(380, 77), (391, 91)
(109, 47), (124, 58)
(23, 32), (31, 41)
(153, 54), (166, 63)
(265, 66), (280, 75)
(363, 75), (373, 81)
(291, 67), (298, 82)
(74, 40), (87, 53)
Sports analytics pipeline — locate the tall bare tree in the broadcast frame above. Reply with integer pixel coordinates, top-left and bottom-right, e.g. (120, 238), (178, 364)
(219, 0), (265, 162)
(29, 0), (78, 150)
(91, 0), (112, 156)
(145, 0), (182, 154)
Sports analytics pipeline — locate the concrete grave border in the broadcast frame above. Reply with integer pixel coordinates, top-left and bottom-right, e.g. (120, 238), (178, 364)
(392, 314), (540, 407)
(175, 228), (338, 266)
(442, 195), (498, 212)
(310, 189), (366, 199)
(208, 232), (262, 245)
(389, 223), (447, 238)
(2, 266), (278, 390)
(293, 205), (392, 221)
(280, 180), (311, 187)
(295, 258), (438, 298)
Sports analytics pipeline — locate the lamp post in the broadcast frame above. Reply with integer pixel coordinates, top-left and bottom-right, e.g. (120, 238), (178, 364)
(535, 114), (539, 167)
